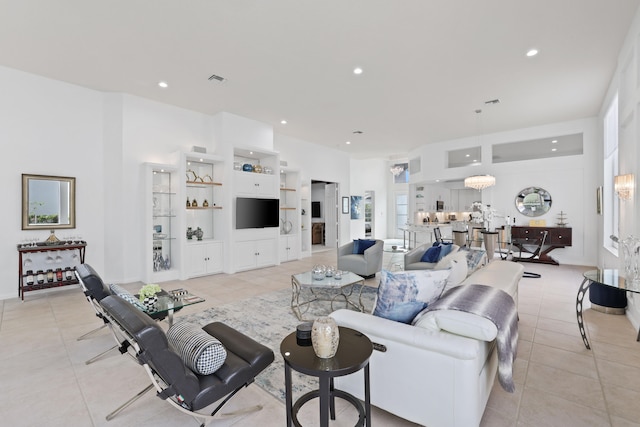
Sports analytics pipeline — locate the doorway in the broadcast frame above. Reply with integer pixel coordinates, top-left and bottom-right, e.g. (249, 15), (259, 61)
(364, 191), (374, 238)
(311, 180), (339, 252)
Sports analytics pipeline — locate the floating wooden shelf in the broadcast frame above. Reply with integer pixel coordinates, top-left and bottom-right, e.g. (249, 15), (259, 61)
(186, 181), (222, 186)
(187, 206), (223, 210)
(280, 207), (296, 210)
(280, 187), (296, 191)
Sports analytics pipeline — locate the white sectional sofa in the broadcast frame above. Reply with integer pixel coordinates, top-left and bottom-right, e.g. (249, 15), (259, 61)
(331, 260), (525, 427)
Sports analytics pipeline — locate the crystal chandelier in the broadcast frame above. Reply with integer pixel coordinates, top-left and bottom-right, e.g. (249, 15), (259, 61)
(464, 175), (496, 191)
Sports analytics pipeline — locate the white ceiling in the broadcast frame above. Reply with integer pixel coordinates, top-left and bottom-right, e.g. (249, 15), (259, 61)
(0, 0), (638, 159)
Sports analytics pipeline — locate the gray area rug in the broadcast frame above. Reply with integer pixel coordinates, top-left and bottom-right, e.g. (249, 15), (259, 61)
(179, 285), (377, 402)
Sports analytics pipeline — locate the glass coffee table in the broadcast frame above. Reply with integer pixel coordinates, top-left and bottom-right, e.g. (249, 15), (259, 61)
(291, 271), (365, 321)
(144, 288), (205, 326)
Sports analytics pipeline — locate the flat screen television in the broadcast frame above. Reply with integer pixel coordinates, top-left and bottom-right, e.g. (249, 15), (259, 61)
(235, 197), (280, 229)
(311, 201), (321, 218)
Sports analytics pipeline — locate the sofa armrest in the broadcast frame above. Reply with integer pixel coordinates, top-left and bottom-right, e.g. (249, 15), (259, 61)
(331, 309), (481, 360)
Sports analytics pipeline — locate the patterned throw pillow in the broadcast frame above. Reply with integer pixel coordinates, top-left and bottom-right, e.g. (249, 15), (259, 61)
(167, 322), (227, 375)
(109, 283), (147, 311)
(462, 248), (487, 273)
(373, 269), (450, 323)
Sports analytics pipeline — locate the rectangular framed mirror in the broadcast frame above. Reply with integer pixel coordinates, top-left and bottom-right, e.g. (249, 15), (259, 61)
(22, 174), (76, 230)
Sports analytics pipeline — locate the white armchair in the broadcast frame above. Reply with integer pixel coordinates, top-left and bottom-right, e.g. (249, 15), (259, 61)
(404, 244), (460, 270)
(337, 239), (384, 278)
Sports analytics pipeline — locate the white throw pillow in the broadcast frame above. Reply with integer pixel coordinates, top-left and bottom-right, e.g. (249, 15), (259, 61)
(435, 251), (468, 287)
(413, 309), (498, 341)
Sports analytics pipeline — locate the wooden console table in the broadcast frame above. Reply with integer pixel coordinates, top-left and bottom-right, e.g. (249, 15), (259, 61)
(17, 242), (87, 300)
(510, 226), (571, 265)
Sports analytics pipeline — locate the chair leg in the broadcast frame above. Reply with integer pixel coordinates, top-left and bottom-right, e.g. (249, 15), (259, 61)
(77, 322), (107, 341)
(105, 384), (154, 421)
(85, 344), (118, 365)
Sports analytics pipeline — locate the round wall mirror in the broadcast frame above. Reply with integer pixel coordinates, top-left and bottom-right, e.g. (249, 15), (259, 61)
(515, 187), (552, 217)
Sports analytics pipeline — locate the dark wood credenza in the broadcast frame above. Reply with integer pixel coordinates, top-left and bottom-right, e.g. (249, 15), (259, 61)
(510, 226), (572, 265)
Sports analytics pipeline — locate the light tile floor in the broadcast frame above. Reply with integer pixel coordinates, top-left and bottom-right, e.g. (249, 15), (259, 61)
(1, 250), (639, 426)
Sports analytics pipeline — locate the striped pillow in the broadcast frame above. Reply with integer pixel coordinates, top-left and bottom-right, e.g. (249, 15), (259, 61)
(109, 283), (147, 312)
(167, 322), (227, 375)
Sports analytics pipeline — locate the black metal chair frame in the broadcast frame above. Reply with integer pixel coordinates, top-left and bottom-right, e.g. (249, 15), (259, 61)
(75, 264), (124, 365)
(99, 295), (274, 426)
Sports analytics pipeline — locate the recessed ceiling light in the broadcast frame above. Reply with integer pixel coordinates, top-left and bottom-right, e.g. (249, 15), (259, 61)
(158, 81), (168, 88)
(249, 151), (253, 155)
(353, 67), (363, 75)
(551, 148), (557, 152)
(526, 49), (539, 57)
(435, 179), (440, 182)
(281, 120), (287, 125)
(473, 159), (478, 162)
(551, 140), (558, 143)
(465, 154), (470, 157)
(345, 141), (351, 145)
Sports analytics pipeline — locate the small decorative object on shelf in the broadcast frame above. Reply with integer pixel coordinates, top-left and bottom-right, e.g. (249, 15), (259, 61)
(191, 199), (198, 207)
(263, 166), (273, 174)
(311, 316), (340, 358)
(56, 268), (63, 281)
(46, 269), (54, 282)
(64, 267), (74, 280)
(186, 169), (197, 181)
(186, 198), (191, 208)
(312, 265), (326, 280)
(139, 283), (162, 309)
(36, 270), (44, 284)
(233, 162), (242, 171)
(203, 199), (209, 207)
(186, 227), (194, 240)
(556, 211), (568, 227)
(195, 227), (204, 241)
(242, 163), (253, 172)
(281, 218), (292, 234)
(45, 230), (60, 245)
(253, 164), (263, 173)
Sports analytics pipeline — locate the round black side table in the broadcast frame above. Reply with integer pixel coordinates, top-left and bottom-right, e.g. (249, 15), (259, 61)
(280, 326), (373, 427)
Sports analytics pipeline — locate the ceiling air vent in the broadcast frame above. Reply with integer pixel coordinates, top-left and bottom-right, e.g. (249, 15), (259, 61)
(208, 74), (226, 83)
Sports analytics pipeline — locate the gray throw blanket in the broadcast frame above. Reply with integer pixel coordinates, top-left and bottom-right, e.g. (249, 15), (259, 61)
(426, 284), (518, 392)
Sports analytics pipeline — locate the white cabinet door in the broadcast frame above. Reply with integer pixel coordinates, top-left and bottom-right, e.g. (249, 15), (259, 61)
(186, 241), (223, 277)
(255, 238), (277, 267)
(187, 243), (207, 277)
(279, 235), (300, 262)
(235, 172), (277, 197)
(234, 240), (257, 271)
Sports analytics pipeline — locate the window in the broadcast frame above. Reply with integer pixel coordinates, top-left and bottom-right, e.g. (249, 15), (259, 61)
(603, 94), (619, 253)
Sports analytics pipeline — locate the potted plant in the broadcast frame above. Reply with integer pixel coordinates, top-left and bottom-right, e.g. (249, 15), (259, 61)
(139, 283), (162, 308)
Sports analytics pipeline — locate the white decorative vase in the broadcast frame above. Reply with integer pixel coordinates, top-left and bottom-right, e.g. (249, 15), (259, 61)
(142, 295), (158, 309)
(311, 316), (340, 358)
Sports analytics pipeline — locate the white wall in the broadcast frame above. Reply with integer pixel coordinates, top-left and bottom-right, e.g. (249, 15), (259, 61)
(600, 5), (640, 334)
(274, 134), (351, 246)
(0, 66), (104, 300)
(407, 117), (599, 266)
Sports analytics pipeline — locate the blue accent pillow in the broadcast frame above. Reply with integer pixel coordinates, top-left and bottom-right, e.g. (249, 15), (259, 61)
(353, 239), (376, 254)
(439, 243), (454, 259)
(372, 269), (451, 323)
(420, 246), (442, 263)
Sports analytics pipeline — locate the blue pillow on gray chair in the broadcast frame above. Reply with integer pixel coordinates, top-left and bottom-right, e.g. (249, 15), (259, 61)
(420, 246), (442, 263)
(353, 239), (377, 254)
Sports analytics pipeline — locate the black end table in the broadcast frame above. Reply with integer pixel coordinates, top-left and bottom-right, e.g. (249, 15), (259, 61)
(576, 269), (640, 349)
(280, 326), (373, 427)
